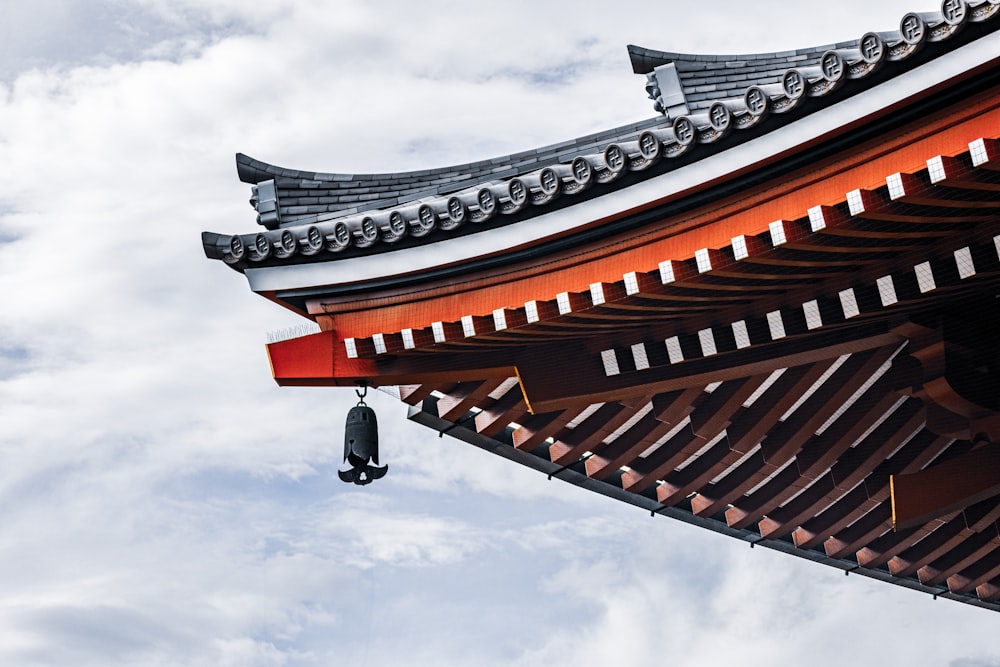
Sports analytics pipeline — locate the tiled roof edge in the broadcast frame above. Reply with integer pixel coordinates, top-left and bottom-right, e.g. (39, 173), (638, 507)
(234, 116), (666, 186)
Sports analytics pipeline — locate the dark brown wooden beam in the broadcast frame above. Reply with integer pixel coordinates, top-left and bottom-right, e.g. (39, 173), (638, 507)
(917, 523), (1000, 587)
(947, 550), (1000, 595)
(891, 444), (1000, 530)
(474, 383), (528, 437)
(796, 425), (947, 551)
(656, 434), (735, 507)
(516, 326), (902, 414)
(621, 425), (702, 494)
(823, 503), (893, 559)
(510, 407), (576, 451)
(889, 500), (999, 578)
(725, 348), (899, 529)
(654, 375), (772, 506)
(585, 387), (702, 479)
(690, 358), (835, 518)
(398, 384), (436, 406)
(549, 402), (638, 466)
(436, 379), (508, 422)
(586, 414), (669, 480)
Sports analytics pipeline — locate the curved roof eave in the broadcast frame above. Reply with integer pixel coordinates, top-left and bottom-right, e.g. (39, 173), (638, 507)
(203, 1), (1000, 276)
(241, 25), (1000, 295)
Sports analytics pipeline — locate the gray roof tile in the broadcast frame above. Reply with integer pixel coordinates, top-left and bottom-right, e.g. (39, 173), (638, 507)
(218, 5), (998, 245)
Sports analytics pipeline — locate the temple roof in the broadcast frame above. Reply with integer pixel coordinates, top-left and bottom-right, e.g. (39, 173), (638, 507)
(209, 1), (1000, 612)
(204, 1), (1000, 274)
(262, 135), (1000, 611)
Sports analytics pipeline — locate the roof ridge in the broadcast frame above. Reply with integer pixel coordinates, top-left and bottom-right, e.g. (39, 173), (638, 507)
(235, 116), (666, 186)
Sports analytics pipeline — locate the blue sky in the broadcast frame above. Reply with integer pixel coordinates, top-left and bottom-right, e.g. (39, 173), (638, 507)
(1, 1), (999, 665)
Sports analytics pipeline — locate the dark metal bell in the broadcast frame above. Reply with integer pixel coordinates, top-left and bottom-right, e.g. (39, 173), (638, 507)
(338, 403), (388, 485)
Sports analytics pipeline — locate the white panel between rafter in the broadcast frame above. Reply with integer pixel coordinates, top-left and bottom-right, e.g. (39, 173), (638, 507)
(665, 336), (684, 364)
(639, 416), (691, 458)
(378, 385), (402, 400)
(602, 402), (654, 445)
(698, 329), (717, 356)
(845, 396), (909, 449)
(955, 247), (975, 279)
(808, 206), (826, 231)
(401, 329), (415, 349)
(566, 403), (604, 428)
(601, 350), (620, 377)
(927, 156), (946, 183)
(776, 469), (831, 507)
(876, 276), (898, 306)
(525, 301), (540, 323)
(846, 189), (865, 216)
(970, 138), (989, 166)
(488, 377), (520, 400)
(659, 260), (676, 284)
(632, 343), (650, 371)
(710, 444), (761, 484)
(557, 292), (572, 314)
(590, 283), (606, 306)
(815, 347), (903, 435)
(914, 262), (936, 293)
(493, 308), (508, 331)
(803, 300), (822, 330)
(345, 338), (358, 359)
(839, 288), (860, 318)
(884, 413), (924, 460)
(767, 311), (786, 340)
(624, 272), (640, 295)
(745, 456), (796, 495)
(769, 220), (787, 246)
(461, 315), (476, 337)
(780, 354), (849, 422)
(432, 321), (446, 343)
(732, 320), (751, 349)
(675, 430), (728, 471)
(732, 236), (749, 260)
(743, 368), (787, 408)
(695, 249), (712, 273)
(372, 333), (387, 354)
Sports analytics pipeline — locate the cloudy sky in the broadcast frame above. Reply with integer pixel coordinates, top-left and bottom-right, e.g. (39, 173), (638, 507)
(1, 1), (998, 665)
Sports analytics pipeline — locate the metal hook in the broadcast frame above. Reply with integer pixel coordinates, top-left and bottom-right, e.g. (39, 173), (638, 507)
(355, 382), (368, 405)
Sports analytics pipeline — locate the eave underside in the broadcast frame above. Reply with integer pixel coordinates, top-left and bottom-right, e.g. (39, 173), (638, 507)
(390, 289), (1000, 611)
(406, 393), (1000, 612)
(238, 27), (1000, 609)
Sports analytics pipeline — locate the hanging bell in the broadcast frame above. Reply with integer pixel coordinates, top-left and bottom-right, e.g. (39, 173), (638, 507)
(338, 386), (388, 485)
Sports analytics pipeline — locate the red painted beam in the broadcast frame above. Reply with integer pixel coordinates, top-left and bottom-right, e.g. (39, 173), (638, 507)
(265, 331), (517, 387)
